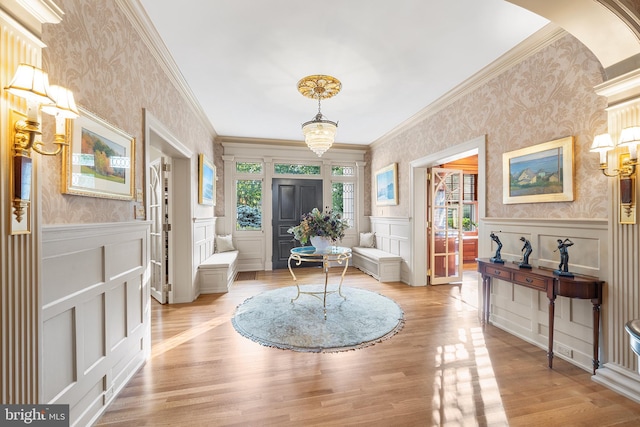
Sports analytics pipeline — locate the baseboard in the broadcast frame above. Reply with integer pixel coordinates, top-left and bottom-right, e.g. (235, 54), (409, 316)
(592, 363), (640, 404)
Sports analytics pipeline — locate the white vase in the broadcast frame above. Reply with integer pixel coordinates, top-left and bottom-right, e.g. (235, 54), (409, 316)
(310, 236), (332, 251)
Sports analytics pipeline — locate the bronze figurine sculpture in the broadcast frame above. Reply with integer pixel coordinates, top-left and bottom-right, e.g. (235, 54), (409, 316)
(554, 238), (574, 277)
(490, 232), (504, 264)
(519, 237), (532, 269)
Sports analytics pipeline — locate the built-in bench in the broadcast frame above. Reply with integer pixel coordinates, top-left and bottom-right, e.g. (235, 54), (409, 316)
(351, 247), (402, 282)
(198, 250), (239, 293)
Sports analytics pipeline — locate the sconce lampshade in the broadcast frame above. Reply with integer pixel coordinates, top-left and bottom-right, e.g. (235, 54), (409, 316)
(5, 64), (54, 105)
(41, 85), (80, 119)
(590, 133), (615, 152)
(619, 127), (640, 160)
(590, 133), (615, 164)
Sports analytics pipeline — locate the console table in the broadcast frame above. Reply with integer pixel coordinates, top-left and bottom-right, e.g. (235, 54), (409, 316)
(288, 246), (352, 317)
(476, 258), (603, 374)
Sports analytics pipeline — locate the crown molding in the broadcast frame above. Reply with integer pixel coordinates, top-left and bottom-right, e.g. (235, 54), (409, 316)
(595, 67), (640, 106)
(115, 0), (216, 136)
(217, 135), (368, 152)
(1, 0), (63, 36)
(371, 23), (566, 148)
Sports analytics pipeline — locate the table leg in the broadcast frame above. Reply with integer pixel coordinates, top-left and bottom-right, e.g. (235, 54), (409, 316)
(323, 258), (330, 319)
(482, 275), (490, 326)
(593, 303), (601, 374)
(288, 255), (302, 303)
(548, 296), (556, 369)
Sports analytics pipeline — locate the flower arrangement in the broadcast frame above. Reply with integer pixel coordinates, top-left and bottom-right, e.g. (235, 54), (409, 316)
(287, 208), (349, 245)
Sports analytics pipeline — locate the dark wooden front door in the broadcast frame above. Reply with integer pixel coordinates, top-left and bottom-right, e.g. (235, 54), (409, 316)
(272, 178), (323, 269)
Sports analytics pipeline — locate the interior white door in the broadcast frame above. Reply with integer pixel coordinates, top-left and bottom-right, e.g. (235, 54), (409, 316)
(149, 157), (169, 303)
(428, 168), (463, 285)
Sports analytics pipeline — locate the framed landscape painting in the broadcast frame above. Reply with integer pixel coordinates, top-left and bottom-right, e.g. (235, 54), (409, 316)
(199, 154), (215, 206)
(502, 136), (574, 204)
(63, 106), (135, 200)
(375, 163), (398, 206)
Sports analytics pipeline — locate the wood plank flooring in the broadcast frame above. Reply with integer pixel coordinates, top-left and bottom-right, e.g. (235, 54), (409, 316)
(96, 267), (640, 426)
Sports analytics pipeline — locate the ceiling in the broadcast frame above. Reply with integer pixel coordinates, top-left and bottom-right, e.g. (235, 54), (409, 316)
(138, 0), (549, 146)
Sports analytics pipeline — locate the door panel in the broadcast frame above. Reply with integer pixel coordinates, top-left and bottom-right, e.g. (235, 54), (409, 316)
(272, 179), (322, 269)
(429, 168), (463, 285)
(149, 157), (169, 303)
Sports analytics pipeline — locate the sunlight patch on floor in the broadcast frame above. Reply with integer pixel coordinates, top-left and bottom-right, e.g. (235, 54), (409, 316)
(151, 316), (228, 359)
(431, 326), (508, 426)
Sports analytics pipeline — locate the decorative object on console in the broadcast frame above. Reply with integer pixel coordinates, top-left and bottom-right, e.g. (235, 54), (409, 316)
(287, 207), (349, 245)
(198, 153), (215, 205)
(4, 64), (79, 230)
(63, 106), (135, 200)
(489, 232), (504, 264)
(519, 236), (532, 269)
(297, 75), (341, 157)
(591, 128), (640, 224)
(553, 238), (574, 277)
(503, 136), (574, 204)
(375, 163), (398, 206)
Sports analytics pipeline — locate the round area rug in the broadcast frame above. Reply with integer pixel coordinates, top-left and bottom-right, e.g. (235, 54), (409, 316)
(231, 285), (404, 352)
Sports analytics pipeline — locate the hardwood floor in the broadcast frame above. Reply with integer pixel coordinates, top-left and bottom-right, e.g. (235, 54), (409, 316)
(96, 267), (640, 426)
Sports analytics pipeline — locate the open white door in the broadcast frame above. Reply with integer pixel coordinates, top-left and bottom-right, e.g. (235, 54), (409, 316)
(429, 168), (463, 285)
(149, 157), (170, 303)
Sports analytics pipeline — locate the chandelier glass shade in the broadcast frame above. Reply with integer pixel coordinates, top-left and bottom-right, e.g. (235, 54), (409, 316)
(298, 75), (341, 157)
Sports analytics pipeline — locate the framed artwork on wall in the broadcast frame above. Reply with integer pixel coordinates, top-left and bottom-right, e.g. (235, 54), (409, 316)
(375, 163), (398, 206)
(62, 106), (135, 200)
(199, 154), (215, 206)
(502, 136), (574, 204)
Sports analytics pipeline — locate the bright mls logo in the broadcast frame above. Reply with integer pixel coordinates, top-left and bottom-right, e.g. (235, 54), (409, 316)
(1, 405), (69, 426)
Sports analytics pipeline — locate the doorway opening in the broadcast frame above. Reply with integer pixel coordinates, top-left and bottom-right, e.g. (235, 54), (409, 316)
(144, 110), (194, 304)
(410, 135), (486, 286)
(271, 178), (323, 269)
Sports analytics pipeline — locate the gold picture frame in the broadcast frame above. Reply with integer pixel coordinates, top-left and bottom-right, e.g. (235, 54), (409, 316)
(375, 163), (398, 206)
(63, 106), (135, 200)
(199, 154), (215, 206)
(503, 136), (574, 204)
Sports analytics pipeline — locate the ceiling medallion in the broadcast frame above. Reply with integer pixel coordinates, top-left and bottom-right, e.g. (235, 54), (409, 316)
(297, 75), (341, 157)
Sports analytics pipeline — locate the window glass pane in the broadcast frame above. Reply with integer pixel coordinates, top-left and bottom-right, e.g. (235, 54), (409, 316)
(274, 164), (321, 175)
(463, 174), (477, 201)
(332, 182), (355, 227)
(462, 203), (477, 231)
(445, 174), (460, 201)
(236, 180), (262, 230)
(331, 166), (355, 176)
(236, 162), (262, 174)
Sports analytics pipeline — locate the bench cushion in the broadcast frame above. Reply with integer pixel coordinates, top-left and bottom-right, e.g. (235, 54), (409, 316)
(199, 250), (239, 269)
(352, 247), (402, 261)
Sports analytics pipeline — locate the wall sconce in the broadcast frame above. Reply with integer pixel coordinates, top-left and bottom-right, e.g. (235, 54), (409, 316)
(590, 127), (640, 224)
(4, 64), (79, 223)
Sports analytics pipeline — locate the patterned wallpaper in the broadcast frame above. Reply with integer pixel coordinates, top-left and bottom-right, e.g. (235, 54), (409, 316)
(40, 0), (218, 224)
(368, 34), (609, 219)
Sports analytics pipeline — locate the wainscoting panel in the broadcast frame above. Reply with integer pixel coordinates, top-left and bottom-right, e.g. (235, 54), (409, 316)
(480, 218), (607, 373)
(42, 222), (150, 426)
(369, 216), (411, 284)
(193, 217), (216, 297)
(234, 235), (266, 271)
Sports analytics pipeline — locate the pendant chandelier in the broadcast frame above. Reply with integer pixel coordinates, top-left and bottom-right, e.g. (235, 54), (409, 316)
(297, 75), (341, 157)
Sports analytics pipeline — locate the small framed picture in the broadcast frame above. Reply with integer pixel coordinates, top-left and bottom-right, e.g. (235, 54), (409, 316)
(63, 106), (135, 200)
(199, 154), (215, 205)
(375, 163), (398, 206)
(503, 136), (574, 204)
